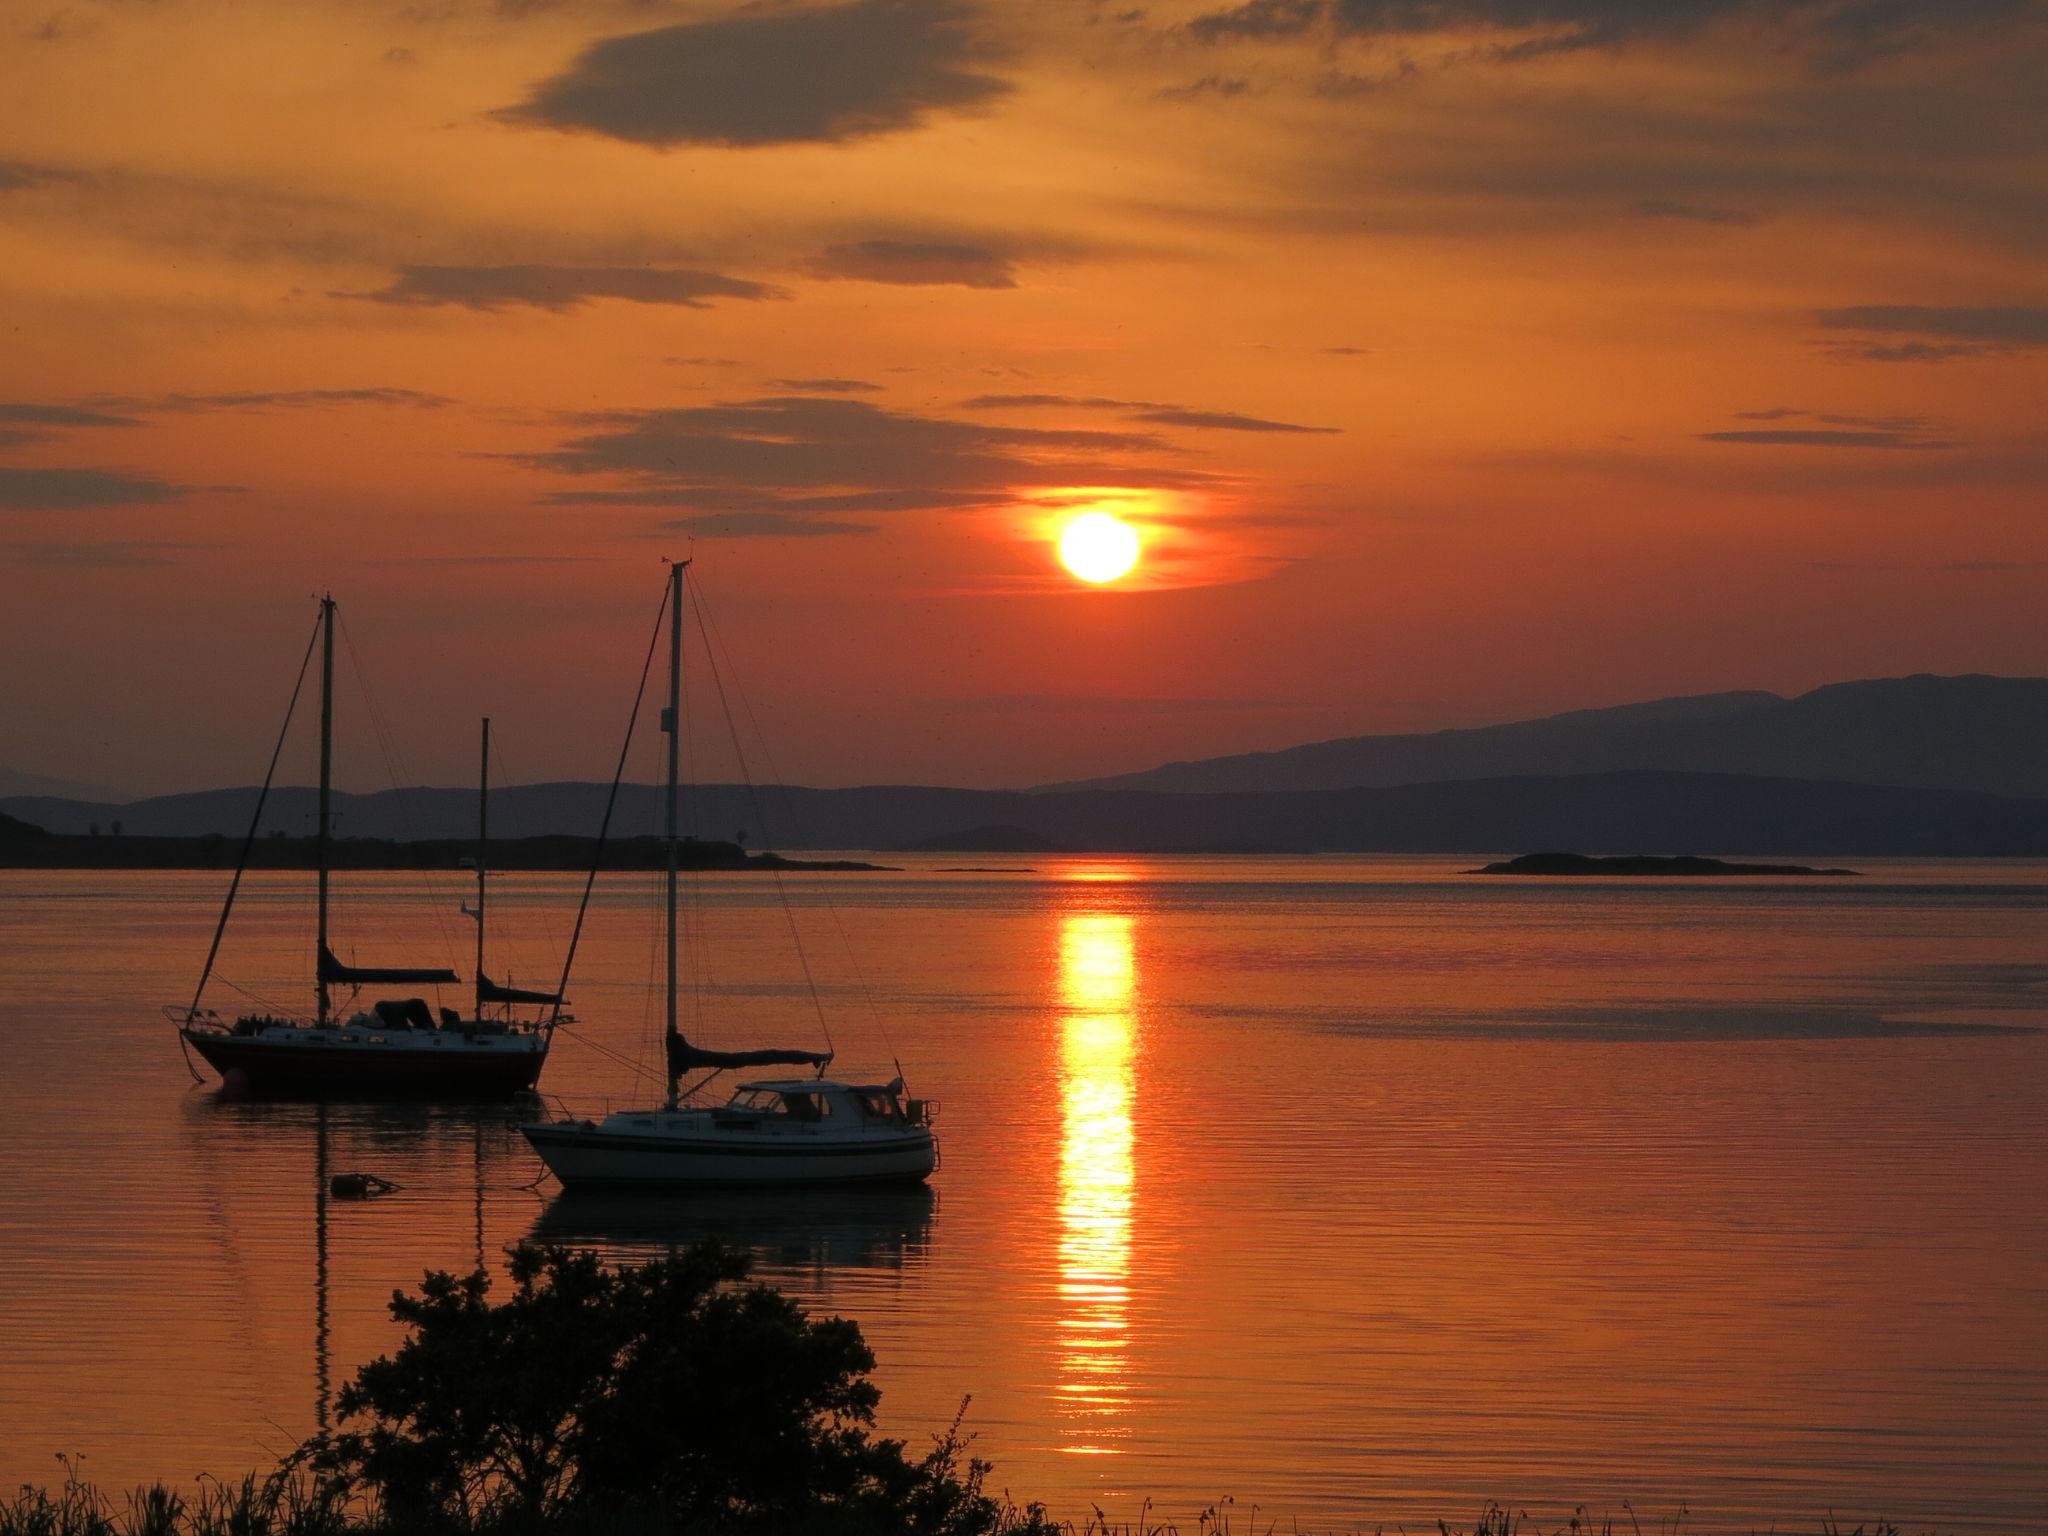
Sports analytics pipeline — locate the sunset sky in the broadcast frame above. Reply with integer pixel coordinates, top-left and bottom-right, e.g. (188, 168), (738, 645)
(3, 0), (2045, 797)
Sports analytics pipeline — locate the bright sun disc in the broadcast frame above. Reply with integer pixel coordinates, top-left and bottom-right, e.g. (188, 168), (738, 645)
(1059, 512), (1140, 584)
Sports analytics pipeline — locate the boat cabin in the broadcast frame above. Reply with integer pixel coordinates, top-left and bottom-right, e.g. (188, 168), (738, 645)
(716, 1079), (929, 1127)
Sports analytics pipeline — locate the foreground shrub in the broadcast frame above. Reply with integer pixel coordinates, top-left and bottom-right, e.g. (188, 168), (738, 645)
(298, 1241), (1034, 1535)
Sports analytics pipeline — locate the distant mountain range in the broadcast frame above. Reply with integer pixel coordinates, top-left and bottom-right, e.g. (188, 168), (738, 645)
(1039, 675), (2048, 798)
(7, 675), (2048, 857)
(8, 772), (2048, 857)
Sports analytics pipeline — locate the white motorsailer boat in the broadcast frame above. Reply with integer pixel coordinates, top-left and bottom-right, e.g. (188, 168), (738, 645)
(522, 560), (937, 1189)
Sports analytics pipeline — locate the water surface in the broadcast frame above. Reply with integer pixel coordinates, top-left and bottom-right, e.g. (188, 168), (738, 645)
(1, 858), (2043, 1531)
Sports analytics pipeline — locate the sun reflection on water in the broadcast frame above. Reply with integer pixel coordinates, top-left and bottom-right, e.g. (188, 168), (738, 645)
(1055, 912), (1137, 1455)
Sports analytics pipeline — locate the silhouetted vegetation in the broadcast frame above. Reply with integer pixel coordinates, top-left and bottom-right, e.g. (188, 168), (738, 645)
(0, 832), (880, 872)
(0, 1247), (1923, 1536)
(1468, 853), (1858, 877)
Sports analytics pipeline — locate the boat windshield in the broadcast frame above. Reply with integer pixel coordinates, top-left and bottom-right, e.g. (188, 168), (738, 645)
(855, 1091), (904, 1122)
(728, 1088), (832, 1119)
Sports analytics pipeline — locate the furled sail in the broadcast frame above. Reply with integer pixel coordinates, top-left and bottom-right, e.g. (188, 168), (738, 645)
(667, 1031), (832, 1075)
(478, 973), (563, 1006)
(319, 944), (460, 987)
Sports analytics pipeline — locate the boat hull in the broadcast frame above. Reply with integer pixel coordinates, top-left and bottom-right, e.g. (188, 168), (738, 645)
(523, 1122), (936, 1189)
(183, 1028), (546, 1099)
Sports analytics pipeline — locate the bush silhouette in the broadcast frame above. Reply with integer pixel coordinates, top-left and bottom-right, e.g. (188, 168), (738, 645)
(306, 1242), (1035, 1535)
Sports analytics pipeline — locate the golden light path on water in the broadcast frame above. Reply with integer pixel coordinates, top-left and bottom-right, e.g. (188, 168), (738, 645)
(1054, 910), (1138, 1456)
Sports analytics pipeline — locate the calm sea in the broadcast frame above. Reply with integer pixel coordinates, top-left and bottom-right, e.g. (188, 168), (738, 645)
(1, 858), (2044, 1532)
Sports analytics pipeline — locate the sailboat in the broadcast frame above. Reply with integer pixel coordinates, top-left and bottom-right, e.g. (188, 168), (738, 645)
(175, 596), (564, 1098)
(522, 560), (938, 1189)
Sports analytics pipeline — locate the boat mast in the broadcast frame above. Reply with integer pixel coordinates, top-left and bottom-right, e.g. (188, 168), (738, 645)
(663, 559), (687, 1110)
(316, 594), (335, 1028)
(475, 716), (489, 1017)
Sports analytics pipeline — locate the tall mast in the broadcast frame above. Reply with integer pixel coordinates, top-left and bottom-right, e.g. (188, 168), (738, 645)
(663, 560), (686, 1110)
(475, 716), (489, 1015)
(316, 594), (334, 1027)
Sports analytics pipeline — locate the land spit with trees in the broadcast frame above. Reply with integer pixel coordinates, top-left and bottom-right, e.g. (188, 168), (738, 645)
(1, 1243), (1919, 1536)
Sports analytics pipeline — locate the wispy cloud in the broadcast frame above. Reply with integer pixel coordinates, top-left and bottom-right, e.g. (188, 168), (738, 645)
(663, 512), (880, 539)
(765, 377), (883, 394)
(0, 539), (206, 567)
(521, 394), (1210, 525)
(805, 240), (1019, 289)
(1817, 303), (2048, 361)
(1707, 406), (1953, 448)
(1130, 407), (1339, 433)
(1633, 197), (1759, 226)
(0, 403), (143, 428)
(0, 467), (197, 510)
(338, 264), (786, 313)
(964, 394), (1338, 434)
(1701, 429), (1953, 449)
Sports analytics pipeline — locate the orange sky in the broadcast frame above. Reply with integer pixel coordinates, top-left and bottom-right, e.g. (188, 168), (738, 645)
(3, 0), (2045, 796)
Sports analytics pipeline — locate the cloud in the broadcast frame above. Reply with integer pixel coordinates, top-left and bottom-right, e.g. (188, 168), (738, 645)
(1731, 407), (1933, 432)
(521, 394), (1209, 515)
(0, 160), (79, 192)
(1816, 304), (2048, 360)
(805, 240), (1018, 288)
(1700, 429), (1954, 448)
(964, 393), (1339, 433)
(1632, 197), (1759, 225)
(1130, 408), (1339, 433)
(663, 512), (880, 539)
(0, 403), (143, 428)
(338, 264), (786, 312)
(765, 377), (883, 393)
(131, 388), (454, 412)
(497, 0), (1010, 148)
(0, 539), (204, 568)
(1187, 0), (1323, 39)
(1184, 0), (2030, 62)
(1159, 75), (1257, 100)
(0, 467), (194, 510)
(963, 392), (1169, 409)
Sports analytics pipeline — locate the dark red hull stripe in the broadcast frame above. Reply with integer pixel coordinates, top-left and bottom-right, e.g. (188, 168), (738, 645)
(523, 1128), (933, 1159)
(185, 1033), (545, 1098)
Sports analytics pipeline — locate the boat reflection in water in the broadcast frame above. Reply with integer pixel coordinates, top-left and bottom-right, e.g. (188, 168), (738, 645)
(182, 1098), (528, 1435)
(531, 1184), (937, 1276)
(1054, 909), (1139, 1456)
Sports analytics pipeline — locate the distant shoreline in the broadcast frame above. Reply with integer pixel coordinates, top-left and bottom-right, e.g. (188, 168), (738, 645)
(0, 829), (885, 873)
(1468, 852), (1859, 876)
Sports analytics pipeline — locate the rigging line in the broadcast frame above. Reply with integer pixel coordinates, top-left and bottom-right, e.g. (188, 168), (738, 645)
(185, 607), (324, 1053)
(550, 1021), (666, 1089)
(684, 567), (833, 1057)
(212, 973), (305, 1020)
(482, 734), (569, 988)
(548, 572), (672, 1036)
(336, 613), (464, 977)
(691, 574), (892, 1056)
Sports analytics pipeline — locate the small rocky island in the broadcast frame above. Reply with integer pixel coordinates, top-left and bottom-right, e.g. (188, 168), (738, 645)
(1469, 852), (1858, 876)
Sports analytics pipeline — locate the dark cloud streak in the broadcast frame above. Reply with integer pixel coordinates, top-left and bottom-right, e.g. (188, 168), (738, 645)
(339, 264), (786, 312)
(0, 467), (195, 510)
(806, 240), (1018, 288)
(497, 0), (1010, 148)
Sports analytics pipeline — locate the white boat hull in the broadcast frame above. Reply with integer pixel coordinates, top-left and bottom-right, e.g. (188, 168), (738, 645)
(524, 1118), (936, 1189)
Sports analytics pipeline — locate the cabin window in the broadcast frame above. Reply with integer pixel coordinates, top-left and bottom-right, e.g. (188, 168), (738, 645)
(856, 1092), (900, 1122)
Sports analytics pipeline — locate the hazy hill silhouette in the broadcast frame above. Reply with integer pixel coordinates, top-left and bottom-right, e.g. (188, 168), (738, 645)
(1039, 675), (2048, 797)
(7, 772), (2048, 856)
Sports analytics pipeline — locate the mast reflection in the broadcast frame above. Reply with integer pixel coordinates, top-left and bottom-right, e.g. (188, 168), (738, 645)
(1055, 911), (1137, 1455)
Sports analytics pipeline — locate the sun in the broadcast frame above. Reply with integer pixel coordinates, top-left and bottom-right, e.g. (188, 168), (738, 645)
(1058, 511), (1141, 584)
